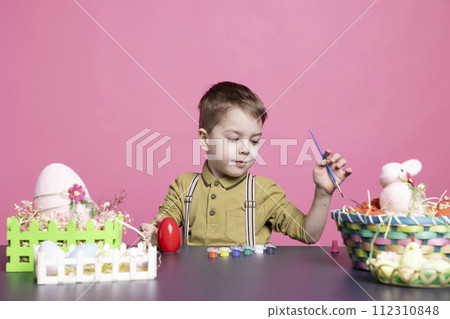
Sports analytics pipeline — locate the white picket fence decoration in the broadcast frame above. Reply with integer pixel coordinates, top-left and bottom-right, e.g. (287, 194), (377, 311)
(34, 242), (158, 285)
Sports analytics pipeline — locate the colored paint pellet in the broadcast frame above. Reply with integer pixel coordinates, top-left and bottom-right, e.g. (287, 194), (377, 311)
(254, 245), (265, 254)
(243, 245), (253, 256)
(231, 250), (240, 257)
(230, 246), (242, 257)
(207, 247), (219, 259)
(219, 247), (230, 257)
(265, 243), (276, 254)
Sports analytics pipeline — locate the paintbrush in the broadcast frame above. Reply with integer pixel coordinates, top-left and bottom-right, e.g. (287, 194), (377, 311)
(309, 129), (344, 197)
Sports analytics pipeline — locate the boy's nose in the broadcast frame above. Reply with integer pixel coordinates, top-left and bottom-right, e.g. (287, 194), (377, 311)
(238, 139), (250, 154)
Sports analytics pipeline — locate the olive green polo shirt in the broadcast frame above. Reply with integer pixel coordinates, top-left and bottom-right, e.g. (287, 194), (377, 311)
(152, 162), (307, 246)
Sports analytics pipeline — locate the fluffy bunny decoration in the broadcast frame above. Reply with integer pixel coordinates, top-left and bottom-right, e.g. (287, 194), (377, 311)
(379, 159), (426, 214)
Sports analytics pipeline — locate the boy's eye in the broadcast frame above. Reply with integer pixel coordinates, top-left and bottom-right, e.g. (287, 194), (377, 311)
(227, 138), (260, 145)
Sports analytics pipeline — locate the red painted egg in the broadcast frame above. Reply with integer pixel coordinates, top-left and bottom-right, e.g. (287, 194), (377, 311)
(157, 217), (181, 253)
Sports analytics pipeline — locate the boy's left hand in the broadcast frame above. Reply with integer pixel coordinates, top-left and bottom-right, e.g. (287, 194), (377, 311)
(313, 149), (352, 195)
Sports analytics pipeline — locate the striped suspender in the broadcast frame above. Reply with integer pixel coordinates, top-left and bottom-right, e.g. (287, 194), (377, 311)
(183, 173), (200, 245)
(245, 174), (256, 246)
(183, 173), (256, 246)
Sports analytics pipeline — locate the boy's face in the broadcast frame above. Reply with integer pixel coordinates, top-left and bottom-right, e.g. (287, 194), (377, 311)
(200, 108), (263, 178)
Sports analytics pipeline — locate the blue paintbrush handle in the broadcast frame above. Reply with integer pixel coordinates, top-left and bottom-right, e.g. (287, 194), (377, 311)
(309, 129), (344, 197)
(309, 129), (325, 158)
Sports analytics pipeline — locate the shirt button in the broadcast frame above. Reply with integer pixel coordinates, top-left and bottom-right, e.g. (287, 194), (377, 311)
(214, 180), (220, 187)
(209, 210), (216, 216)
(211, 194), (216, 200)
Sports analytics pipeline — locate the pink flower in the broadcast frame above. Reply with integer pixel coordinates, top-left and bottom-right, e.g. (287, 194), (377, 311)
(68, 184), (86, 203)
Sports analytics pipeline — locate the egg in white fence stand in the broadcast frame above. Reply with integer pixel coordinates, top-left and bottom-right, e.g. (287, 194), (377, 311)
(36, 240), (65, 276)
(68, 243), (98, 266)
(37, 241), (60, 274)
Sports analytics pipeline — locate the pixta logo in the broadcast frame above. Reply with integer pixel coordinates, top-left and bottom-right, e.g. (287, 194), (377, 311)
(126, 128), (172, 176)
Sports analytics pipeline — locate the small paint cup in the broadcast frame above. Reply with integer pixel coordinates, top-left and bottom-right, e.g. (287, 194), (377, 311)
(207, 247), (219, 259)
(254, 245), (265, 254)
(265, 243), (276, 254)
(243, 245), (253, 256)
(219, 247), (230, 257)
(230, 246), (242, 257)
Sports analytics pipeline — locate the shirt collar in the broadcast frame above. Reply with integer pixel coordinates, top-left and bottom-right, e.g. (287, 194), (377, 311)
(201, 161), (248, 190)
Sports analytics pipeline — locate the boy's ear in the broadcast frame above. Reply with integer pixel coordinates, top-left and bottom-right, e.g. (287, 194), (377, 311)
(198, 128), (209, 152)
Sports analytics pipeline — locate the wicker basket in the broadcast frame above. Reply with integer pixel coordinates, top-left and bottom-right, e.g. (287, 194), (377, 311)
(331, 210), (450, 270)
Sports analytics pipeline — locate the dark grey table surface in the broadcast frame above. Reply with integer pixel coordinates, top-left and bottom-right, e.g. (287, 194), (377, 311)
(1, 245), (449, 301)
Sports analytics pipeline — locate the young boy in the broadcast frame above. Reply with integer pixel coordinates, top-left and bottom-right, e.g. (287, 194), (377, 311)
(140, 81), (352, 246)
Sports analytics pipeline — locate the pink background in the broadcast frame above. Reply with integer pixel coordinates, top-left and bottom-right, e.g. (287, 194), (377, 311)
(1, 0), (450, 247)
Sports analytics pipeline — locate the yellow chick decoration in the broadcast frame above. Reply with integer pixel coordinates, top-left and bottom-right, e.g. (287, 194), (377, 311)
(401, 241), (426, 268)
(398, 236), (426, 282)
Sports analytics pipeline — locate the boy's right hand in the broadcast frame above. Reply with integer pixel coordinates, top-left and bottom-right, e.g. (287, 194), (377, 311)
(140, 223), (158, 246)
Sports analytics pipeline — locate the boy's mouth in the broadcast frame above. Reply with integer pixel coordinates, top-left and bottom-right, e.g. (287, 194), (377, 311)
(235, 161), (248, 168)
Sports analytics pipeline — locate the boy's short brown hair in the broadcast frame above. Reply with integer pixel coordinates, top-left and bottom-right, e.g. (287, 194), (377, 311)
(198, 81), (267, 133)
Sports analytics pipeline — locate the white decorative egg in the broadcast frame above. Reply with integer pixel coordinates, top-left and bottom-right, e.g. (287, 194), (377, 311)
(69, 243), (98, 259)
(39, 240), (64, 274)
(33, 163), (91, 226)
